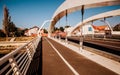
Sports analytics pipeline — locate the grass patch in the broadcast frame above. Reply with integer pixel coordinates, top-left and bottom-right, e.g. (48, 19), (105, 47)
(0, 36), (35, 41)
(15, 37), (34, 41)
(0, 37), (12, 41)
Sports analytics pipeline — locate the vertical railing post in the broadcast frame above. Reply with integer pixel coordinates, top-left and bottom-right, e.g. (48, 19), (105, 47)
(65, 9), (68, 44)
(80, 36), (83, 50)
(91, 21), (94, 39)
(79, 5), (84, 51)
(79, 27), (83, 51)
(32, 41), (36, 54)
(9, 58), (21, 75)
(26, 46), (32, 61)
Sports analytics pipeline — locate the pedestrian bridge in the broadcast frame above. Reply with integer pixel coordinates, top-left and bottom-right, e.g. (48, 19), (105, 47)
(0, 0), (120, 74)
(1, 36), (120, 75)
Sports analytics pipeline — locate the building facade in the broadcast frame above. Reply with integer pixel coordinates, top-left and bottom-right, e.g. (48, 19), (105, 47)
(25, 26), (39, 37)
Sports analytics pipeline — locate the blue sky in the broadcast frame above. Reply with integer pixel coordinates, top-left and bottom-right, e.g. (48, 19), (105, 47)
(0, 0), (120, 29)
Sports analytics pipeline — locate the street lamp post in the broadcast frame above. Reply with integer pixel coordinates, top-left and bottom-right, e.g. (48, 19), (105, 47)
(37, 20), (53, 37)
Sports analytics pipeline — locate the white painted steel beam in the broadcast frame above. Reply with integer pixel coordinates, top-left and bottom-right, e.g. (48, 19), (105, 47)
(68, 9), (120, 36)
(49, 0), (120, 36)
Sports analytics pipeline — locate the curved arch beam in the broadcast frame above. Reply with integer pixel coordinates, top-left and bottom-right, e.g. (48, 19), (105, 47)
(68, 9), (120, 36)
(49, 0), (120, 35)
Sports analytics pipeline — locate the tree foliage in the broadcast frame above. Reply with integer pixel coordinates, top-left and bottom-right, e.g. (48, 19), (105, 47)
(2, 5), (10, 37)
(59, 27), (64, 32)
(65, 25), (70, 28)
(43, 29), (48, 33)
(2, 5), (24, 37)
(8, 22), (17, 37)
(0, 29), (6, 37)
(53, 27), (59, 32)
(53, 26), (71, 33)
(113, 23), (120, 31)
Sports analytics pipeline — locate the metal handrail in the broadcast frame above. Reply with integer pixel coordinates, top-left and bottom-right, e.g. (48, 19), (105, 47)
(0, 36), (41, 75)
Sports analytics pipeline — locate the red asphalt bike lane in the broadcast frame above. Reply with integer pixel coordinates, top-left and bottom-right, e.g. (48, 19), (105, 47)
(42, 37), (74, 75)
(42, 37), (118, 75)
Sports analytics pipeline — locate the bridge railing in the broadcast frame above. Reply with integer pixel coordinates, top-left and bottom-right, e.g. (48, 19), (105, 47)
(0, 36), (41, 75)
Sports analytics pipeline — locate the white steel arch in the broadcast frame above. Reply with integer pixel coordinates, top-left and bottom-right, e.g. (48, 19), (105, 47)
(49, 0), (120, 36)
(67, 9), (120, 36)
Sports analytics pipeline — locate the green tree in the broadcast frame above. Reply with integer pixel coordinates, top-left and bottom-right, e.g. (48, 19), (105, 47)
(43, 28), (48, 33)
(0, 29), (6, 37)
(59, 27), (64, 32)
(2, 5), (10, 40)
(2, 5), (18, 38)
(53, 27), (59, 33)
(113, 24), (120, 31)
(14, 28), (23, 37)
(65, 25), (70, 28)
(8, 22), (17, 37)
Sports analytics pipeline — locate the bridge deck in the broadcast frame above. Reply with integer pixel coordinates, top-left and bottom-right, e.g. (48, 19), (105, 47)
(27, 37), (118, 75)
